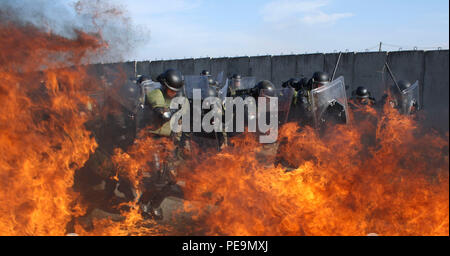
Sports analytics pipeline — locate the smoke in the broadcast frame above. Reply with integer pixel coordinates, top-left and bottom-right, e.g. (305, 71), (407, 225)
(0, 0), (149, 63)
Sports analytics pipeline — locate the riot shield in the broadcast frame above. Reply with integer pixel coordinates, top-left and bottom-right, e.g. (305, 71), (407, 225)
(400, 80), (420, 115)
(230, 76), (257, 92)
(218, 78), (229, 103)
(310, 76), (349, 129)
(215, 71), (225, 86)
(108, 79), (142, 114)
(183, 75), (210, 99)
(260, 88), (294, 125)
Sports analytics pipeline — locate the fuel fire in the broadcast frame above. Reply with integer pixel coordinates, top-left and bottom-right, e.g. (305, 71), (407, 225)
(0, 3), (448, 236)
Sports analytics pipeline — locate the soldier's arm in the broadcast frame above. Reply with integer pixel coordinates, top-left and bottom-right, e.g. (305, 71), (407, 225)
(147, 89), (171, 119)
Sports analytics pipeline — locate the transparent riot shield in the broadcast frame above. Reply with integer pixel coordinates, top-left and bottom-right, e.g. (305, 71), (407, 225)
(215, 71), (225, 86)
(400, 80), (420, 115)
(183, 75), (210, 100)
(218, 78), (229, 103)
(310, 76), (349, 129)
(230, 76), (257, 92)
(260, 88), (295, 125)
(108, 79), (143, 114)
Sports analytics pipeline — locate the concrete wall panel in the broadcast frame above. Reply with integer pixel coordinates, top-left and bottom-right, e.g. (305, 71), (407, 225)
(193, 58), (211, 76)
(149, 61), (165, 80)
(210, 58), (229, 79)
(271, 55), (297, 87)
(423, 50), (449, 132)
(296, 53), (324, 80)
(163, 60), (179, 71)
(324, 53), (355, 95)
(136, 61), (150, 76)
(249, 55), (272, 82)
(353, 52), (388, 101)
(227, 57), (250, 77)
(177, 58), (195, 76)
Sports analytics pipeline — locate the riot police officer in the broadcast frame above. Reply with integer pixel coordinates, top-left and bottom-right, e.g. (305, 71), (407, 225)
(147, 69), (184, 130)
(252, 80), (276, 98)
(200, 70), (219, 88)
(350, 86), (376, 107)
(139, 68), (186, 220)
(228, 74), (242, 96)
(307, 71), (330, 90)
(387, 80), (420, 115)
(289, 72), (330, 126)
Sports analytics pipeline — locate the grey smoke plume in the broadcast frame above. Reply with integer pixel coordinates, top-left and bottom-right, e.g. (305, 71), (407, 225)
(0, 0), (149, 63)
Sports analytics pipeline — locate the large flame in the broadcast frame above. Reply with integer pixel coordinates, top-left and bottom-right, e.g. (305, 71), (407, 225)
(0, 22), (102, 235)
(0, 3), (448, 236)
(178, 104), (449, 236)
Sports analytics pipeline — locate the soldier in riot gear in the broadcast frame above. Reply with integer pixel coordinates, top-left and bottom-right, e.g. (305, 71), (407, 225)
(288, 72), (349, 130)
(307, 71), (330, 90)
(184, 74), (229, 152)
(388, 80), (411, 108)
(252, 80), (276, 98)
(200, 70), (211, 76)
(387, 80), (420, 115)
(282, 78), (300, 90)
(228, 74), (242, 96)
(200, 70), (220, 89)
(138, 68), (186, 220)
(282, 78), (305, 119)
(287, 72), (330, 126)
(350, 86), (376, 107)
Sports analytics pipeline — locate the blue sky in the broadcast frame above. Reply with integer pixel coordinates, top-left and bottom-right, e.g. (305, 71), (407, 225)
(6, 0), (448, 61)
(119, 0), (449, 61)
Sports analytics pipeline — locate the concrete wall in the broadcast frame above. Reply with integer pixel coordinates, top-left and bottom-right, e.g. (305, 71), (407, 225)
(423, 50), (449, 133)
(193, 58), (211, 76)
(136, 61), (150, 77)
(297, 53), (325, 79)
(249, 55), (272, 81)
(353, 52), (388, 101)
(228, 57), (250, 78)
(92, 50), (449, 132)
(324, 53), (354, 95)
(210, 57), (229, 79)
(148, 60), (165, 80)
(271, 55), (297, 87)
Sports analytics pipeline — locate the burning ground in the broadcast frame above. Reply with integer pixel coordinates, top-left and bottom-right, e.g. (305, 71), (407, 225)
(0, 1), (448, 236)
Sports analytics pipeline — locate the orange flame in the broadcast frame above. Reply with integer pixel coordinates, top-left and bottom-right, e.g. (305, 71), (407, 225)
(0, 23), (103, 235)
(178, 103), (449, 236)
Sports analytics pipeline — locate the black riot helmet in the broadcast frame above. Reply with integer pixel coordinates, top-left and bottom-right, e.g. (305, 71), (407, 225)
(203, 86), (218, 99)
(254, 80), (275, 97)
(397, 80), (412, 92)
(200, 70), (211, 76)
(311, 71), (330, 89)
(157, 69), (184, 92)
(136, 75), (151, 85)
(207, 77), (219, 87)
(355, 86), (370, 99)
(389, 80), (411, 98)
(282, 78), (299, 89)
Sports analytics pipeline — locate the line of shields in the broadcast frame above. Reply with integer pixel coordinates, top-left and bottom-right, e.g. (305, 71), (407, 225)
(88, 73), (356, 146)
(181, 74), (352, 146)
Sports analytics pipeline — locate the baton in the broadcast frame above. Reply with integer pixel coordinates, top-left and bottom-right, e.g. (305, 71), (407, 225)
(331, 52), (342, 81)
